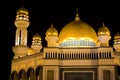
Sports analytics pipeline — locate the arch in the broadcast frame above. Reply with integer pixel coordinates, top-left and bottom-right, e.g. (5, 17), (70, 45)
(27, 67), (36, 80)
(36, 65), (43, 80)
(19, 69), (27, 80)
(10, 71), (19, 80)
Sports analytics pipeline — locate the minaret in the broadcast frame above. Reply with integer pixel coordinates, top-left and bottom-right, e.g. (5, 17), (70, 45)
(12, 7), (30, 59)
(45, 23), (59, 47)
(98, 22), (111, 46)
(113, 32), (120, 52)
(31, 33), (42, 53)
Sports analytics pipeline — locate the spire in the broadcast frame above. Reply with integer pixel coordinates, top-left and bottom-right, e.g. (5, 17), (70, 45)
(21, 3), (24, 8)
(51, 23), (53, 28)
(117, 32), (119, 34)
(21, 0), (25, 8)
(103, 22), (105, 27)
(75, 8), (80, 21)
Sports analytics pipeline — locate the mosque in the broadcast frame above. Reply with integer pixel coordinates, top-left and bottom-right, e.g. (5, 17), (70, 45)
(9, 7), (120, 80)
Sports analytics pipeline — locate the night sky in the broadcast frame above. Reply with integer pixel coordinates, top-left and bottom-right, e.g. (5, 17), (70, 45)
(0, 0), (120, 80)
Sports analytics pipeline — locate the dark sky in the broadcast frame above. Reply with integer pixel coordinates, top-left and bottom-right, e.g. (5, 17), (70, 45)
(0, 0), (120, 80)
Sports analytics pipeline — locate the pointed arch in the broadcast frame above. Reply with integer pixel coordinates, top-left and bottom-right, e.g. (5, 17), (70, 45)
(27, 67), (36, 80)
(19, 69), (27, 80)
(10, 71), (19, 80)
(36, 65), (43, 80)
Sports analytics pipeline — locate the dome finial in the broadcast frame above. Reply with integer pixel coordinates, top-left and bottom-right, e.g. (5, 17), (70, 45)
(76, 8), (79, 17)
(21, 0), (25, 7)
(117, 32), (119, 34)
(103, 22), (105, 27)
(20, 0), (25, 9)
(75, 8), (80, 21)
(51, 23), (53, 28)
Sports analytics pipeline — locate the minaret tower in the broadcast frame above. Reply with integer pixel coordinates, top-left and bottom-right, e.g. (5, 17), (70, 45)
(12, 7), (30, 59)
(98, 22), (111, 46)
(113, 32), (120, 52)
(31, 33), (42, 53)
(45, 23), (59, 47)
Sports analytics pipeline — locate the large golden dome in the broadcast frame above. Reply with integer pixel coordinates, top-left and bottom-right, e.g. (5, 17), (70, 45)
(98, 23), (110, 36)
(46, 24), (58, 37)
(59, 13), (98, 47)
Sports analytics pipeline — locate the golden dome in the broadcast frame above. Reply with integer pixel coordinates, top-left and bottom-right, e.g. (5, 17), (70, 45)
(114, 32), (120, 39)
(17, 7), (28, 15)
(59, 14), (98, 44)
(46, 24), (58, 37)
(28, 48), (34, 55)
(33, 33), (41, 41)
(98, 23), (110, 36)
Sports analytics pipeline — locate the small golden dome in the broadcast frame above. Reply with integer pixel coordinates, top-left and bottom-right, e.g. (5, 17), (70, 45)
(28, 48), (34, 55)
(33, 33), (41, 41)
(46, 24), (58, 37)
(17, 7), (28, 15)
(98, 23), (110, 36)
(96, 40), (101, 46)
(59, 14), (97, 43)
(114, 32), (120, 39)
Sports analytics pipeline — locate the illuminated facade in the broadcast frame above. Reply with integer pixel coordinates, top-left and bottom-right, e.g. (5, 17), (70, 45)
(10, 7), (120, 80)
